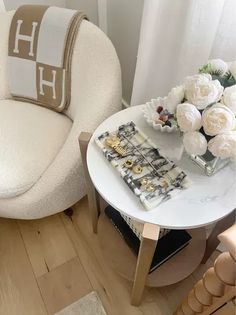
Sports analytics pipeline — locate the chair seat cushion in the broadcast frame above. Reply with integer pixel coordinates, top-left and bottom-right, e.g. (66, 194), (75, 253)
(0, 99), (72, 198)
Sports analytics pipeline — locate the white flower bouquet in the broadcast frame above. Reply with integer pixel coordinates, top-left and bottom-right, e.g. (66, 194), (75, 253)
(144, 59), (236, 174)
(180, 60), (236, 163)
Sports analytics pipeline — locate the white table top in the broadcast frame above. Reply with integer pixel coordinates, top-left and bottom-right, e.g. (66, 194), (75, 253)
(87, 105), (236, 229)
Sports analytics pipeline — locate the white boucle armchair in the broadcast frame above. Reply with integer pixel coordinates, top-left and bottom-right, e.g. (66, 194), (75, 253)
(0, 9), (122, 219)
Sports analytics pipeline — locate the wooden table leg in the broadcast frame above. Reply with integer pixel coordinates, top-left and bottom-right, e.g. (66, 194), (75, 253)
(201, 209), (235, 264)
(79, 132), (100, 233)
(131, 223), (160, 306)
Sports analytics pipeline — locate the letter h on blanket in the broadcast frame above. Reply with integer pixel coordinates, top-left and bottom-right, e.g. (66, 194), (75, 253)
(39, 66), (57, 99)
(13, 19), (38, 57)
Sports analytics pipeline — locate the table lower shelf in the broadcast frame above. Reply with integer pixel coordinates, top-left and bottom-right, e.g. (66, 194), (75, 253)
(98, 214), (206, 288)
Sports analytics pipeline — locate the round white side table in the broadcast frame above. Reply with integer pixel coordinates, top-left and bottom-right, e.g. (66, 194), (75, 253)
(79, 105), (236, 306)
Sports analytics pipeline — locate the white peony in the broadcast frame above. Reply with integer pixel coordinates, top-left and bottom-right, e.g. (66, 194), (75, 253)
(185, 73), (212, 84)
(185, 74), (223, 110)
(208, 131), (236, 159)
(229, 61), (236, 79)
(166, 85), (185, 113)
(202, 103), (236, 136)
(176, 103), (202, 132)
(222, 85), (236, 115)
(208, 59), (229, 76)
(183, 131), (208, 156)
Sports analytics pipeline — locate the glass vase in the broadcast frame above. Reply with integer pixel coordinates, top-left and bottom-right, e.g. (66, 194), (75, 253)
(190, 150), (230, 176)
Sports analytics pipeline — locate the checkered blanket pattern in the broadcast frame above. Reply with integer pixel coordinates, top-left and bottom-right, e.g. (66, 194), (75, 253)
(8, 5), (86, 111)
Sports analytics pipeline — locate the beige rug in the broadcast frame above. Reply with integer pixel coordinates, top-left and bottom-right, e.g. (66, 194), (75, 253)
(55, 292), (107, 315)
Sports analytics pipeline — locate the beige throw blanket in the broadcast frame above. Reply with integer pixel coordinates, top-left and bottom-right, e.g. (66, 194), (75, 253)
(8, 5), (87, 112)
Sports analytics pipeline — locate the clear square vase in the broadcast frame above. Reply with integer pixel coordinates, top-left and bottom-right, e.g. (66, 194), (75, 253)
(190, 150), (230, 176)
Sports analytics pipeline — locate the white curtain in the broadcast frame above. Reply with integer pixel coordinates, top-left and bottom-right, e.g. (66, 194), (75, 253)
(0, 0), (5, 11)
(131, 0), (236, 105)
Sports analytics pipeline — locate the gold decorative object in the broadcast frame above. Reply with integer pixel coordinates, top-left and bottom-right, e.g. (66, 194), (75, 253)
(140, 178), (155, 192)
(160, 179), (169, 190)
(132, 165), (143, 174)
(105, 136), (120, 147)
(124, 159), (134, 168)
(105, 136), (127, 156)
(141, 178), (148, 186)
(146, 183), (155, 192)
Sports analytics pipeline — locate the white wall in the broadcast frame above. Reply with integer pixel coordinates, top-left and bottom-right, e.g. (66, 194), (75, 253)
(4, 0), (65, 10)
(66, 0), (98, 25)
(106, 0), (143, 105)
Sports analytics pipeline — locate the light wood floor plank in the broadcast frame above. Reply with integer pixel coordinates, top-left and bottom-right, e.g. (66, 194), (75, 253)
(18, 215), (77, 278)
(65, 198), (218, 315)
(37, 257), (92, 315)
(1, 198), (223, 315)
(0, 219), (48, 315)
(61, 199), (144, 315)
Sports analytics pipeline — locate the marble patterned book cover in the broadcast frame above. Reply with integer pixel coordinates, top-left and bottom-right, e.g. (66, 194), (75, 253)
(95, 121), (191, 210)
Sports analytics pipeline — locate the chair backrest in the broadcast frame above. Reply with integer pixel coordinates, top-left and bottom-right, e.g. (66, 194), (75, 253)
(0, 10), (121, 122)
(174, 224), (236, 315)
(64, 19), (122, 123)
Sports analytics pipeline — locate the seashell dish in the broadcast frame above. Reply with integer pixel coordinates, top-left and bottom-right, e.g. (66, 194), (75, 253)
(143, 97), (179, 133)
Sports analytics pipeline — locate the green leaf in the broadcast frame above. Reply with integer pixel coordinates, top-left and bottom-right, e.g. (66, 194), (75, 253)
(199, 63), (225, 77)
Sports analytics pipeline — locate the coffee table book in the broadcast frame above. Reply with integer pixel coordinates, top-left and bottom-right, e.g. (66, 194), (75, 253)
(105, 206), (192, 273)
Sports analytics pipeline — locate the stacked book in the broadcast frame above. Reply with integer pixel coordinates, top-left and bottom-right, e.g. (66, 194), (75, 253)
(105, 206), (192, 273)
(120, 212), (170, 240)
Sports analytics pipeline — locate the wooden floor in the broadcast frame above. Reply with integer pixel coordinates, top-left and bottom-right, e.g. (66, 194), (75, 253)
(0, 197), (222, 315)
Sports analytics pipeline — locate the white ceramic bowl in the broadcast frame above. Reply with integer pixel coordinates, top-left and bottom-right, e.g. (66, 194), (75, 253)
(143, 97), (179, 133)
